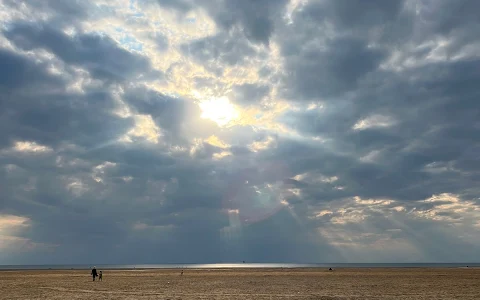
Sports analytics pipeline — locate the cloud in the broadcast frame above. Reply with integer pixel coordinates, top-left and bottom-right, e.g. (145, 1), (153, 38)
(232, 83), (270, 106)
(2, 0), (94, 26)
(155, 0), (194, 13)
(205, 0), (290, 44)
(4, 22), (159, 82)
(153, 0), (289, 44)
(1, 0), (480, 264)
(0, 48), (62, 93)
(181, 30), (257, 71)
(0, 214), (57, 260)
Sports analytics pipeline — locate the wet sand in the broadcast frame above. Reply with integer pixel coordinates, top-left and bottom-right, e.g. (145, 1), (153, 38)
(1, 268), (479, 299)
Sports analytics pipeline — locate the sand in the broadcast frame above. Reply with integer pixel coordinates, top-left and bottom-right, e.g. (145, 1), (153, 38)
(1, 268), (479, 299)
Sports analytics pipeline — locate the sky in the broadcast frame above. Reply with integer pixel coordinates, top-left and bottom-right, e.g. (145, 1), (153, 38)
(0, 0), (479, 265)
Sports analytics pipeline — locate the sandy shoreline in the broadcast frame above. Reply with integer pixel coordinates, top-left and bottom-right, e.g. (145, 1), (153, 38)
(1, 268), (479, 299)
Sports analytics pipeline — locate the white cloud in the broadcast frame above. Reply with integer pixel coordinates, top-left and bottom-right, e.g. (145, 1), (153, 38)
(353, 115), (396, 131)
(12, 141), (53, 153)
(292, 172), (338, 184)
(248, 136), (276, 152)
(120, 114), (162, 144)
(411, 193), (480, 224)
(92, 161), (117, 183)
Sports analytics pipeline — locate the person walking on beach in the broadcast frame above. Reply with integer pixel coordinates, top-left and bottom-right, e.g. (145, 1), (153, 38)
(91, 266), (98, 281)
(99, 271), (103, 281)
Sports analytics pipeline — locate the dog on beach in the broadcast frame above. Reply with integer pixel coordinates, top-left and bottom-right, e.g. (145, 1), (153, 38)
(99, 271), (103, 281)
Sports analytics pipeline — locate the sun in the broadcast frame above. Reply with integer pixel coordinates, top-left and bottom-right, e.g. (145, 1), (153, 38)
(199, 97), (239, 126)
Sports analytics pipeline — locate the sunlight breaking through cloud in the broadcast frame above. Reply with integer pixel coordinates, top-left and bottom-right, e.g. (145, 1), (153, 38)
(199, 97), (239, 127)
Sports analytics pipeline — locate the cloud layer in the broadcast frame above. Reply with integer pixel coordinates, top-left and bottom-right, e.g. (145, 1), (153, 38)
(1, 0), (480, 264)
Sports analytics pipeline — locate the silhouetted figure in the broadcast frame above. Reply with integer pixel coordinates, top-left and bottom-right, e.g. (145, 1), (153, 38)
(91, 266), (98, 281)
(99, 271), (103, 281)
(329, 268), (333, 271)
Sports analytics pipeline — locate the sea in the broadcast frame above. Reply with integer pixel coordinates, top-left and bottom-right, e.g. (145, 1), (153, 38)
(1, 263), (479, 270)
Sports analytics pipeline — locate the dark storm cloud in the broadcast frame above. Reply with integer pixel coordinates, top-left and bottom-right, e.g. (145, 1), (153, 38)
(0, 26), (180, 262)
(232, 83), (270, 105)
(154, 0), (289, 44)
(1, 142), (231, 264)
(0, 51), (132, 150)
(155, 0), (193, 13)
(276, 1), (408, 100)
(0, 48), (62, 93)
(277, 55), (480, 202)
(270, 1), (480, 209)
(4, 23), (158, 82)
(0, 48), (132, 151)
(204, 0), (289, 44)
(315, 0), (405, 31)
(181, 30), (258, 75)
(264, 0), (480, 255)
(419, 0), (480, 37)
(282, 37), (388, 99)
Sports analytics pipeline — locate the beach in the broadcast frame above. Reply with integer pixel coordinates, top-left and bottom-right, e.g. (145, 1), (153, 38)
(1, 268), (479, 299)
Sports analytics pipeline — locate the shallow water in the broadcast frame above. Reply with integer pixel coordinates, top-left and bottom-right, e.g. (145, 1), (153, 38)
(1, 262), (479, 270)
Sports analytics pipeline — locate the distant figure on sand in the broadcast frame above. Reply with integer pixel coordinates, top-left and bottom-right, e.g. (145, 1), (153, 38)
(91, 266), (98, 281)
(329, 268), (333, 271)
(99, 271), (103, 281)
(180, 270), (183, 276)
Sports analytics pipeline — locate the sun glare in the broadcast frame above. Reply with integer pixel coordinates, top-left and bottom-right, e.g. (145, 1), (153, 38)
(199, 97), (239, 126)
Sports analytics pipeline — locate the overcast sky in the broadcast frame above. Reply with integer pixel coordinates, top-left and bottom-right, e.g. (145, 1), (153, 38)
(1, 0), (479, 265)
